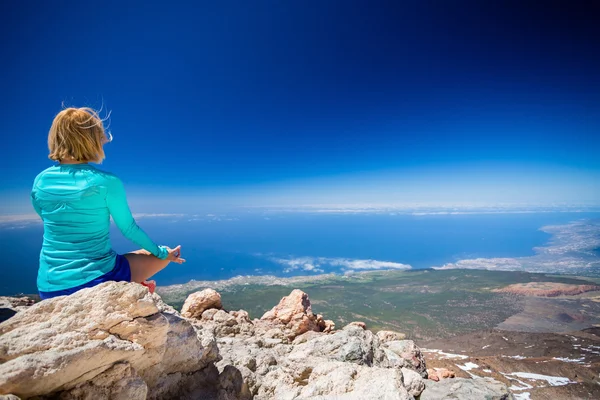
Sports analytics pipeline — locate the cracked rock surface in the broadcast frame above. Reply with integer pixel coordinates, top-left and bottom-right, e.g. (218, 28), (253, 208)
(191, 290), (431, 399)
(0, 282), (220, 400)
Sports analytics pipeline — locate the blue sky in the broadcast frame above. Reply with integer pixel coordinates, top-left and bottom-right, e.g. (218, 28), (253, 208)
(1, 0), (599, 214)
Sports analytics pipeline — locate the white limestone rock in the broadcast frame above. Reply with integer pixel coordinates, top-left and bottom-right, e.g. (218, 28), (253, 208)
(401, 367), (425, 397)
(0, 282), (220, 400)
(181, 288), (222, 319)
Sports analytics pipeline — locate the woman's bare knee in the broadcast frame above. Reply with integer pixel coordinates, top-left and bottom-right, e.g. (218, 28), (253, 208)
(125, 252), (170, 283)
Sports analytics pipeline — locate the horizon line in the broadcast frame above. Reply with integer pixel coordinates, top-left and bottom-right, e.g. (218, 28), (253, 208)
(2, 205), (600, 226)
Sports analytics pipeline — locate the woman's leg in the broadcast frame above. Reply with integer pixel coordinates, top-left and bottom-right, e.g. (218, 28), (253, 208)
(125, 249), (171, 283)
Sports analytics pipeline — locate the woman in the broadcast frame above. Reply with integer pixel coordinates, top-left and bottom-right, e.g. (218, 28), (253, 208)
(31, 106), (185, 299)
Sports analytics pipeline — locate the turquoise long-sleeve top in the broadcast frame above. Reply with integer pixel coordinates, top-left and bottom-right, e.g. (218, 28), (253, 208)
(31, 163), (168, 292)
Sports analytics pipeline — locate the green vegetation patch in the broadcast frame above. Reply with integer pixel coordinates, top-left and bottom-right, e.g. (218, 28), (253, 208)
(163, 269), (597, 340)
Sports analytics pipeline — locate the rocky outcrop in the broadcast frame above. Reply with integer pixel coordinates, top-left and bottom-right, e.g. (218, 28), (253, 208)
(0, 283), (513, 400)
(316, 313), (336, 333)
(260, 289), (334, 340)
(401, 367), (426, 397)
(427, 368), (455, 381)
(190, 288), (434, 399)
(348, 321), (367, 330)
(211, 333), (416, 399)
(494, 282), (600, 297)
(0, 282), (224, 400)
(0, 296), (34, 309)
(377, 330), (407, 343)
(381, 339), (428, 377)
(181, 288), (222, 318)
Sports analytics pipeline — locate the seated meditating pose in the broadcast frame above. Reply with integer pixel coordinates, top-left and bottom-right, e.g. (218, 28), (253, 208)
(31, 107), (185, 300)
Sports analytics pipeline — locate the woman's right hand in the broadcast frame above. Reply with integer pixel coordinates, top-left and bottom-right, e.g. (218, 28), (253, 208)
(167, 245), (186, 264)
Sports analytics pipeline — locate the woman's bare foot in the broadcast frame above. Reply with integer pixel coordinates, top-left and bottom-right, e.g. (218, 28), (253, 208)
(140, 280), (156, 294)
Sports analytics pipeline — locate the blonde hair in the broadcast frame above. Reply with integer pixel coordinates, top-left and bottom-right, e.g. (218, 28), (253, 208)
(48, 107), (112, 163)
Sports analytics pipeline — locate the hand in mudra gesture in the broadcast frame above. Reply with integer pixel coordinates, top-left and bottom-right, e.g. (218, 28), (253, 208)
(167, 245), (186, 264)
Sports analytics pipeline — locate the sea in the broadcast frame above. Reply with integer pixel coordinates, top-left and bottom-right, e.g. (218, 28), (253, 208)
(2, 211), (599, 296)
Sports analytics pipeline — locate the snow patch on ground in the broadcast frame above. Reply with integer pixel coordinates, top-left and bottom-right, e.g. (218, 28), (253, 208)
(481, 344), (490, 349)
(501, 371), (577, 391)
(421, 348), (469, 359)
(503, 355), (527, 360)
(457, 362), (479, 371)
(581, 346), (600, 355)
(553, 356), (586, 364)
(513, 393), (531, 400)
(506, 372), (576, 387)
(504, 376), (534, 391)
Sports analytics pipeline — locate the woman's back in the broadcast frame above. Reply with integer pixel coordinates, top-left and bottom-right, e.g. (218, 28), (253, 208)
(32, 163), (122, 291)
(31, 106), (183, 298)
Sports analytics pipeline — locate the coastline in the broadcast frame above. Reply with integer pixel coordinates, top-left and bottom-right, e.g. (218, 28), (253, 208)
(158, 219), (600, 295)
(3, 216), (599, 297)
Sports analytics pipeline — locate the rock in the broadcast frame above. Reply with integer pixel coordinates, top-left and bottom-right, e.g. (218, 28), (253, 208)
(193, 308), (255, 338)
(0, 283), (513, 400)
(213, 309), (237, 325)
(377, 330), (407, 343)
(230, 310), (250, 321)
(260, 289), (321, 339)
(0, 296), (34, 323)
(294, 361), (411, 400)
(263, 338), (283, 348)
(347, 321), (367, 330)
(218, 365), (252, 400)
(202, 308), (219, 320)
(427, 368), (454, 381)
(181, 288), (222, 319)
(151, 292), (179, 315)
(420, 377), (512, 400)
(401, 367), (425, 397)
(240, 356), (257, 372)
(315, 313), (336, 333)
(263, 327), (285, 339)
(292, 330), (324, 344)
(427, 369), (440, 382)
(439, 370), (454, 379)
(0, 282), (220, 400)
(0, 296), (35, 308)
(382, 340), (427, 377)
(288, 324), (386, 367)
(261, 289), (311, 324)
(57, 362), (148, 400)
(207, 306), (418, 398)
(322, 320), (335, 333)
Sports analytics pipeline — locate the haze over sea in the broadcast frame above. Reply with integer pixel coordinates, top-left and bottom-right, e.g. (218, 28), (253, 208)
(3, 209), (599, 296)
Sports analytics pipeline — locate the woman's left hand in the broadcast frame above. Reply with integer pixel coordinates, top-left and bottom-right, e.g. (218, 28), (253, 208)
(167, 245), (186, 264)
